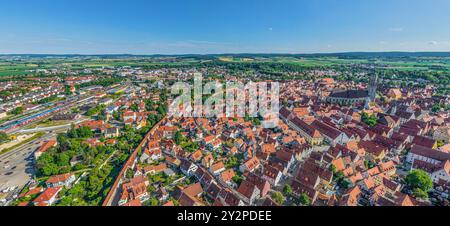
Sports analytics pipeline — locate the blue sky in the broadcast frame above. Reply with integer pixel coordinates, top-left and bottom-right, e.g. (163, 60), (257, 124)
(1, 0), (450, 54)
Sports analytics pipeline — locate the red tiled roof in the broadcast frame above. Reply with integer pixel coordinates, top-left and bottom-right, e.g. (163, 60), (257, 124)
(163, 201), (175, 206)
(123, 199), (142, 206)
(263, 164), (280, 180)
(79, 120), (109, 130)
(143, 163), (167, 174)
(183, 183), (203, 198)
(20, 187), (43, 197)
(412, 135), (436, 149)
(220, 169), (235, 182)
(411, 144), (450, 162)
(46, 173), (74, 184)
(243, 156), (260, 172)
(18, 202), (29, 206)
(33, 187), (62, 204)
(210, 161), (225, 173)
(237, 180), (258, 199)
(36, 140), (57, 154)
(358, 140), (386, 157)
(311, 120), (343, 139)
(276, 150), (293, 163)
(291, 117), (321, 138)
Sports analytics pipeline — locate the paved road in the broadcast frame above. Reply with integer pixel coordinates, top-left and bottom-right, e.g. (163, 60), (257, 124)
(17, 124), (73, 134)
(0, 132), (56, 191)
(17, 124), (71, 133)
(16, 119), (88, 134)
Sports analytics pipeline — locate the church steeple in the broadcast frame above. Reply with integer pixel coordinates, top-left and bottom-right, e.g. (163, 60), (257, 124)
(368, 71), (378, 102)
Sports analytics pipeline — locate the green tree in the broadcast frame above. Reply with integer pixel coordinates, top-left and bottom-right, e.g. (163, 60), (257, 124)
(361, 112), (378, 127)
(64, 85), (73, 95)
(412, 188), (429, 199)
(283, 184), (293, 196)
(97, 109), (107, 121)
(68, 126), (93, 139)
(180, 141), (199, 153)
(431, 104), (441, 113)
(339, 178), (351, 189)
(437, 140), (445, 148)
(252, 117), (261, 126)
(126, 168), (135, 179)
(157, 104), (167, 116)
(147, 197), (159, 206)
(147, 185), (156, 194)
(41, 163), (59, 176)
(56, 153), (70, 167)
(130, 103), (139, 112)
(0, 132), (10, 144)
(329, 164), (337, 174)
(232, 174), (244, 186)
(405, 169), (433, 198)
(112, 111), (120, 120)
(86, 108), (97, 116)
(271, 191), (285, 205)
(174, 131), (187, 145)
(299, 193), (311, 206)
(36, 95), (58, 104)
(79, 126), (94, 138)
(225, 156), (239, 168)
(9, 106), (24, 115)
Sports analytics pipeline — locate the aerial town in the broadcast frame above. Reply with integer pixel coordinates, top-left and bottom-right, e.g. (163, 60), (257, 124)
(0, 54), (449, 207)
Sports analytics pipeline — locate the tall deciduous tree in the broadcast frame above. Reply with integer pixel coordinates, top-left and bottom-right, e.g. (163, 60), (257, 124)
(405, 169), (433, 198)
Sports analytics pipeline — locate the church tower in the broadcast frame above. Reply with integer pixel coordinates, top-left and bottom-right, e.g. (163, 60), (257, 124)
(368, 71), (378, 102)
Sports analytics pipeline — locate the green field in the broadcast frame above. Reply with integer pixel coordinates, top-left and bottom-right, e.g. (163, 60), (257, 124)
(215, 56), (450, 72)
(0, 58), (204, 76)
(1, 54), (450, 77)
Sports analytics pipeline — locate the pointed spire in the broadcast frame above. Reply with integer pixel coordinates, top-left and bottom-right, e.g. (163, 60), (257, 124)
(368, 70), (378, 102)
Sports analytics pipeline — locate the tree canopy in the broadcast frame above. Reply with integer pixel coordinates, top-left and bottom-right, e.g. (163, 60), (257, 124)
(405, 169), (433, 198)
(361, 112), (378, 127)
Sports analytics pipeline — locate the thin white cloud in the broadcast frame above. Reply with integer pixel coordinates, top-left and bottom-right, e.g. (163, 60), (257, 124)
(389, 27), (404, 32)
(428, 41), (438, 45)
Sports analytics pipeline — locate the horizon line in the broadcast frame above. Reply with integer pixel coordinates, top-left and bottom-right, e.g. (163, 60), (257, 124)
(2, 51), (450, 57)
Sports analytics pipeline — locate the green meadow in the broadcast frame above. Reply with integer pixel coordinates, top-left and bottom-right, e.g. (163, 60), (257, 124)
(1, 55), (450, 77)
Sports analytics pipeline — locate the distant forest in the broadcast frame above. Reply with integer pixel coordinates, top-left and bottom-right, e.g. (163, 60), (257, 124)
(2, 52), (450, 59)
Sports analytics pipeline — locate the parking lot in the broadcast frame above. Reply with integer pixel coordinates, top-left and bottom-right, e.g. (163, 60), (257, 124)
(0, 132), (56, 195)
